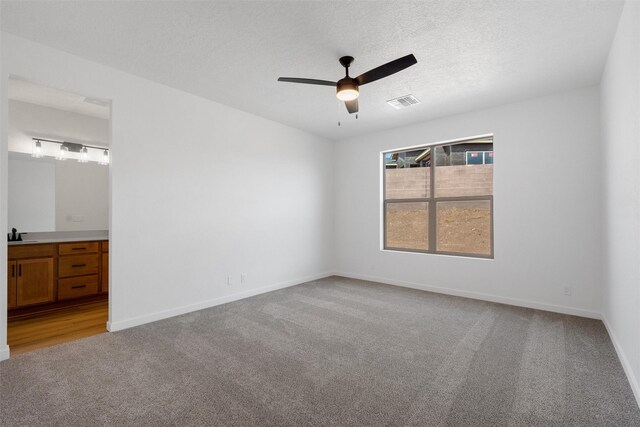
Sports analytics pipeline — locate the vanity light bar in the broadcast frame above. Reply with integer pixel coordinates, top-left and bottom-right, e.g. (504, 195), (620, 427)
(32, 138), (109, 165)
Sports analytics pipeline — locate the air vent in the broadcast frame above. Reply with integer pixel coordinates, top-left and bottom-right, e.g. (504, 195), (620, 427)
(386, 94), (420, 109)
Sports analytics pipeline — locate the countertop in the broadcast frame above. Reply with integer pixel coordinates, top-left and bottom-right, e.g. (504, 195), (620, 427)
(7, 230), (108, 246)
(8, 236), (108, 245)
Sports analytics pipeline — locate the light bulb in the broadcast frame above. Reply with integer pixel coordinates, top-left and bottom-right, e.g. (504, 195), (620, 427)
(56, 145), (69, 160)
(32, 140), (43, 158)
(79, 147), (89, 163)
(99, 149), (109, 165)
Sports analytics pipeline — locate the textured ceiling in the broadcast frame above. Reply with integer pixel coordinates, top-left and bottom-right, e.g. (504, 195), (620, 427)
(0, 1), (624, 140)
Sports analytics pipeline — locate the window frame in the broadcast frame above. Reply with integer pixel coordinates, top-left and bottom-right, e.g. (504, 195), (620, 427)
(465, 150), (494, 165)
(382, 136), (494, 259)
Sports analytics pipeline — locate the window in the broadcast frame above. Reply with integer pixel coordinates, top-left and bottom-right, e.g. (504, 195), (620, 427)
(383, 136), (493, 258)
(465, 150), (493, 165)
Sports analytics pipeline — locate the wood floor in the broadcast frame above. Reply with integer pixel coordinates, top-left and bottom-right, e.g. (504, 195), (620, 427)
(7, 300), (108, 356)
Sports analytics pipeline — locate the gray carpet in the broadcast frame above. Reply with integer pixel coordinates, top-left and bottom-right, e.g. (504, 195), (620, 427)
(1, 276), (639, 426)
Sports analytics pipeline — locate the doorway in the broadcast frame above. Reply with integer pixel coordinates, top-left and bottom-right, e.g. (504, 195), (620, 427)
(6, 77), (111, 355)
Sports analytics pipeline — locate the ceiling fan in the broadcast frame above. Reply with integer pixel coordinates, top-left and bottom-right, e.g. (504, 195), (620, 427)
(277, 54), (417, 114)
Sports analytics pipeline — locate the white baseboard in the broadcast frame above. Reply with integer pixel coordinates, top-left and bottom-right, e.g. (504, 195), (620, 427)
(0, 345), (10, 361)
(602, 315), (640, 408)
(107, 271), (333, 332)
(333, 272), (601, 319)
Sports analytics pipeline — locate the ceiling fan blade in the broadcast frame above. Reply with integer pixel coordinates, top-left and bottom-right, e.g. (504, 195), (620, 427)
(277, 77), (336, 86)
(345, 98), (358, 114)
(355, 54), (417, 86)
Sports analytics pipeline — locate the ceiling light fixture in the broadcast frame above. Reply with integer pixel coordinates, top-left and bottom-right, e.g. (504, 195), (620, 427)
(336, 78), (359, 101)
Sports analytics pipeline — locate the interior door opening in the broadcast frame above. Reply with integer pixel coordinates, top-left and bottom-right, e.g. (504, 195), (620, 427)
(6, 77), (111, 356)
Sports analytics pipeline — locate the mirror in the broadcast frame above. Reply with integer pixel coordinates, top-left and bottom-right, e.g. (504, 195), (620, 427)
(7, 77), (110, 233)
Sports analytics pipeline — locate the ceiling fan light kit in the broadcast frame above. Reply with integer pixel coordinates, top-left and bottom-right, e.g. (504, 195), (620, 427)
(278, 54), (417, 115)
(336, 82), (359, 101)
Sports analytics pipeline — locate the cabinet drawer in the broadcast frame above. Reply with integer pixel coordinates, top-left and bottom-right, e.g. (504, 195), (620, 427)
(58, 254), (99, 277)
(59, 242), (99, 256)
(8, 244), (54, 259)
(58, 275), (99, 300)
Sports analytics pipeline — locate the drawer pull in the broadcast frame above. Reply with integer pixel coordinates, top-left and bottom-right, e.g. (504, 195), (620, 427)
(72, 264), (87, 268)
(72, 247), (87, 251)
(71, 285), (86, 289)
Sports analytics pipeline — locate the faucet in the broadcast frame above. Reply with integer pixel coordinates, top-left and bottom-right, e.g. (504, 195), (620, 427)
(8, 228), (22, 242)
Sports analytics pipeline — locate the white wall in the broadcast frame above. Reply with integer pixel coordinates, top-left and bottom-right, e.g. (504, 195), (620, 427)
(55, 160), (108, 231)
(601, 0), (640, 405)
(0, 33), (334, 357)
(8, 155), (55, 232)
(334, 86), (602, 318)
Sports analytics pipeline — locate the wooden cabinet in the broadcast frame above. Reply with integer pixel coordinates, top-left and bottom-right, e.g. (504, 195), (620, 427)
(101, 255), (109, 294)
(16, 257), (55, 307)
(8, 240), (108, 314)
(101, 241), (109, 294)
(7, 261), (17, 309)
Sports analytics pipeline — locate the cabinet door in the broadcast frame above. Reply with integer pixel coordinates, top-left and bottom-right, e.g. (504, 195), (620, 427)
(7, 261), (17, 309)
(101, 253), (109, 293)
(17, 258), (54, 307)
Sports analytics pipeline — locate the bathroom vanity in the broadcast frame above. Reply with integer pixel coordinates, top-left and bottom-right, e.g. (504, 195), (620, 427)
(7, 238), (108, 317)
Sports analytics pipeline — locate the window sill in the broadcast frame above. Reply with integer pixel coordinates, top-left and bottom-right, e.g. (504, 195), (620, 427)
(381, 248), (494, 260)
